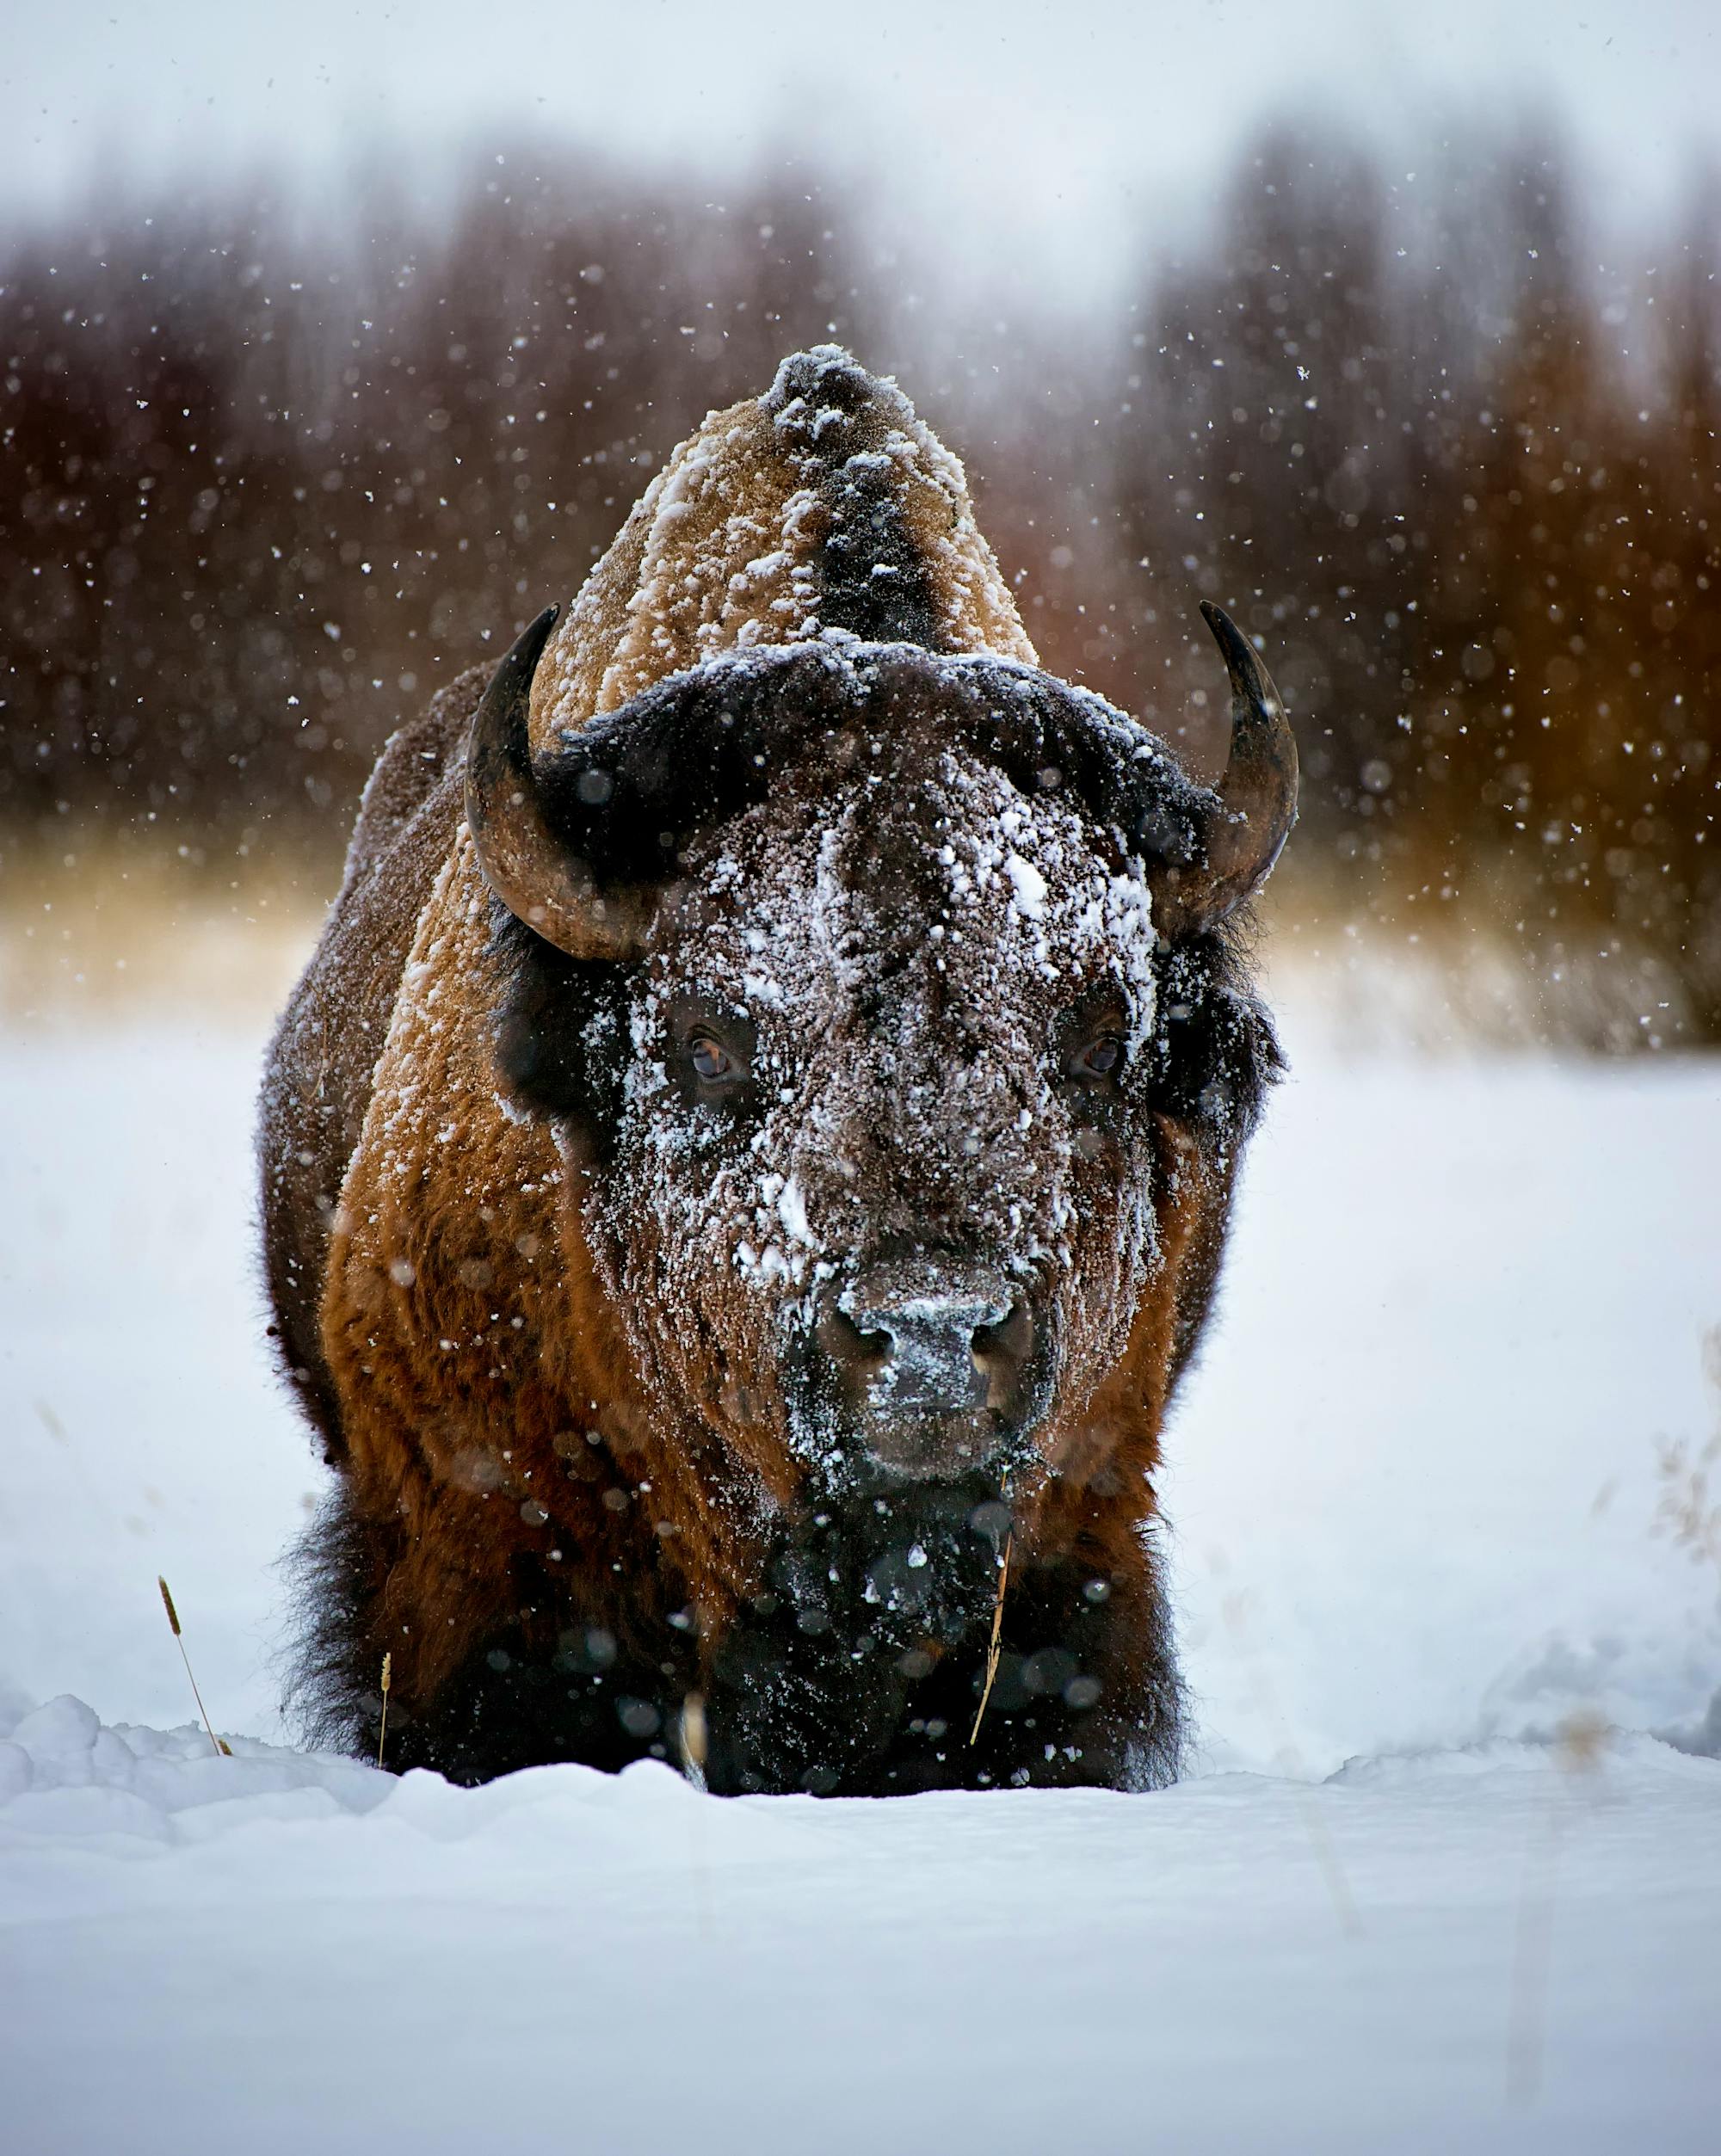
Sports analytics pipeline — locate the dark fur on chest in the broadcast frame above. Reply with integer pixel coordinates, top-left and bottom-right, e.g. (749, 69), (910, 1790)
(292, 1468), (1178, 1793)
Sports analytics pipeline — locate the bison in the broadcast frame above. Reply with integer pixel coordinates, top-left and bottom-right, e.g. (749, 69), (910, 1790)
(260, 345), (1296, 1794)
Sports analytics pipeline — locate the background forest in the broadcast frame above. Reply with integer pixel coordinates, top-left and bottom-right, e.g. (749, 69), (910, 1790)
(3, 120), (1718, 1044)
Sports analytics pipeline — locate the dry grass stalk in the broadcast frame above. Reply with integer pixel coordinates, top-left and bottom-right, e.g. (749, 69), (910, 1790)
(1650, 1326), (1721, 1581)
(678, 1691), (709, 1792)
(967, 1526), (1014, 1747)
(376, 1651), (392, 1770)
(1218, 1580), (1361, 1938)
(1507, 1709), (1609, 2107)
(678, 1691), (713, 1940)
(156, 1574), (231, 1757)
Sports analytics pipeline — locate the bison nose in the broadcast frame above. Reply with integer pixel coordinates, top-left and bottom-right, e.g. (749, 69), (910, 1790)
(823, 1266), (1028, 1420)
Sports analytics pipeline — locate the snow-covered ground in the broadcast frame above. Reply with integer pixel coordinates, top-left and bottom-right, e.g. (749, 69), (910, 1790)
(3, 1697), (1717, 2154)
(3, 983), (1718, 2149)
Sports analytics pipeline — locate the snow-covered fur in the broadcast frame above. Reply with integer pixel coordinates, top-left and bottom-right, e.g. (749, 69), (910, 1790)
(261, 348), (1281, 1793)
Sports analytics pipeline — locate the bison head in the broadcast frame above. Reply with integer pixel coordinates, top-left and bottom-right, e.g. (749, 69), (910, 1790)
(468, 614), (1294, 1518)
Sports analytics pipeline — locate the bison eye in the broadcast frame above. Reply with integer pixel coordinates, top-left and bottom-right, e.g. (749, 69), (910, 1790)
(1070, 1034), (1124, 1081)
(689, 1034), (742, 1085)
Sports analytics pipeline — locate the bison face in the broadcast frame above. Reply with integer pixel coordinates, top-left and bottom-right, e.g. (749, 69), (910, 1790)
(473, 621), (1295, 1515)
(592, 733), (1163, 1494)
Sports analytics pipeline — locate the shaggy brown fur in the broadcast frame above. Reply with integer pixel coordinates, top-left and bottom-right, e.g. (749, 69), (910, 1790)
(261, 347), (1283, 1792)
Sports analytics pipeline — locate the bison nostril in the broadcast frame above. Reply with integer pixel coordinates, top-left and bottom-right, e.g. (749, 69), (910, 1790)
(816, 1302), (891, 1375)
(970, 1300), (1033, 1411)
(971, 1299), (1032, 1371)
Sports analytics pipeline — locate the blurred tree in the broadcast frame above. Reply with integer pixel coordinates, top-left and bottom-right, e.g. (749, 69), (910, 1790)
(1, 123), (1715, 1040)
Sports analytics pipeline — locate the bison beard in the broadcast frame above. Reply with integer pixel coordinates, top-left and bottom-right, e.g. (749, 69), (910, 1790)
(262, 347), (1292, 1795)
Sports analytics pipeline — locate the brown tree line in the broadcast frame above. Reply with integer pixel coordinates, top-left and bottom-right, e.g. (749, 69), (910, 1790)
(3, 126), (1717, 1037)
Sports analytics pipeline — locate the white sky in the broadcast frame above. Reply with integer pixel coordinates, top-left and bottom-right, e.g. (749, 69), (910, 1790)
(4, 0), (1716, 293)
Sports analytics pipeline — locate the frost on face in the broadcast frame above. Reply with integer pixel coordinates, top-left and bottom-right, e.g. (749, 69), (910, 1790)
(581, 731), (1164, 1492)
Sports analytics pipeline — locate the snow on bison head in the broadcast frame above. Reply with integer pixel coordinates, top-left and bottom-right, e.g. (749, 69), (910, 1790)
(472, 617), (1295, 1512)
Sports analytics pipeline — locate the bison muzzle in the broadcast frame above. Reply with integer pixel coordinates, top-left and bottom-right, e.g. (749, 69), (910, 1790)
(260, 345), (1296, 1795)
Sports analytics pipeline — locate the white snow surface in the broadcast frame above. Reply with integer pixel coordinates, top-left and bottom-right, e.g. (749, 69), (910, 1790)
(2, 1002), (1718, 2148)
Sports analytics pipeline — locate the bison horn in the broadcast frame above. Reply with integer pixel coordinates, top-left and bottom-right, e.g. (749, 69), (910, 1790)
(464, 607), (663, 962)
(1149, 602), (1299, 939)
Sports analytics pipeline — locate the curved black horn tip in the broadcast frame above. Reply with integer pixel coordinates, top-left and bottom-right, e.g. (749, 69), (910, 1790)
(501, 602), (561, 681)
(469, 604), (561, 806)
(1198, 600), (1277, 718)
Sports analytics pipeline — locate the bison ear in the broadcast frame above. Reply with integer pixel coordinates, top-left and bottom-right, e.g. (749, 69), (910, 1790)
(1145, 604), (1298, 940)
(465, 608), (669, 962)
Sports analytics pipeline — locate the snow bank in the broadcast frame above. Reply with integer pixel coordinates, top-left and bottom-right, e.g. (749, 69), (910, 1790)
(1, 1690), (1717, 2153)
